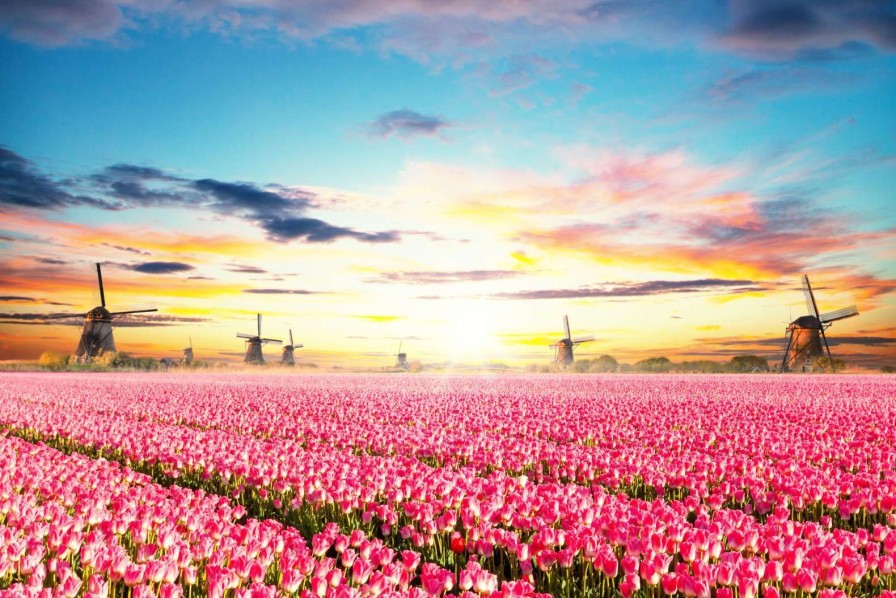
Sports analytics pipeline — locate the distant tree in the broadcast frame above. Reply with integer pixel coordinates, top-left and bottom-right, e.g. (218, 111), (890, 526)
(38, 351), (69, 371)
(523, 363), (539, 373)
(634, 357), (673, 373)
(590, 355), (618, 373)
(882, 365), (896, 374)
(537, 364), (551, 373)
(813, 356), (846, 373)
(617, 363), (634, 373)
(727, 355), (770, 373)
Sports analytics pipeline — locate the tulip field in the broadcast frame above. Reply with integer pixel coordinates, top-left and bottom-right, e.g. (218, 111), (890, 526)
(0, 373), (894, 598)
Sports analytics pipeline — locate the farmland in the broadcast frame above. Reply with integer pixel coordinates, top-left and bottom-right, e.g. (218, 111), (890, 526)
(0, 373), (894, 597)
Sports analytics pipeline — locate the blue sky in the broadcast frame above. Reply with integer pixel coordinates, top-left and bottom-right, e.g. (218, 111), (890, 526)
(1, 1), (894, 367)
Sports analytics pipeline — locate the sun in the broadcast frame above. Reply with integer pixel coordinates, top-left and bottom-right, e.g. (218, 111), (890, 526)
(444, 301), (502, 362)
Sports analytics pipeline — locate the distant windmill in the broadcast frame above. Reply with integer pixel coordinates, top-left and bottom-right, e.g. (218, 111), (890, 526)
(237, 314), (281, 364)
(394, 341), (410, 370)
(781, 274), (859, 372)
(46, 263), (157, 363)
(549, 315), (594, 370)
(182, 336), (194, 366)
(281, 329), (303, 366)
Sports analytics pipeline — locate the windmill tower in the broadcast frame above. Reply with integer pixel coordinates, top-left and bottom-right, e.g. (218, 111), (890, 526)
(550, 315), (594, 370)
(182, 336), (194, 366)
(394, 341), (410, 370)
(281, 329), (303, 366)
(237, 314), (281, 364)
(46, 263), (157, 363)
(781, 274), (859, 372)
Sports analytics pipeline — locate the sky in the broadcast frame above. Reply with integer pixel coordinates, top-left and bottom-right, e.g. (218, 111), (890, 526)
(1, 0), (895, 368)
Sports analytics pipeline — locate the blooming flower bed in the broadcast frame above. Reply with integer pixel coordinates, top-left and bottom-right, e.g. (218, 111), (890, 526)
(0, 372), (894, 597)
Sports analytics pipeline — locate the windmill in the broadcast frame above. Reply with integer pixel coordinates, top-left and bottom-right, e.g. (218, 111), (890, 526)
(394, 341), (410, 370)
(549, 315), (594, 369)
(237, 313), (281, 364)
(781, 274), (859, 372)
(46, 263), (157, 363)
(182, 336), (194, 366)
(281, 329), (303, 366)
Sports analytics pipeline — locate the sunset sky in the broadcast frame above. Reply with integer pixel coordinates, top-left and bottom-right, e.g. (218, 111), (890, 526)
(1, 1), (895, 368)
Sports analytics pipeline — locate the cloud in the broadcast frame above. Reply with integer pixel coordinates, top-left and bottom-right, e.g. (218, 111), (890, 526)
(352, 315), (401, 322)
(0, 296), (35, 302)
(2, 0), (893, 66)
(374, 270), (522, 284)
(368, 109), (452, 139)
(241, 288), (319, 295)
(707, 67), (859, 102)
(493, 278), (760, 300)
(129, 261), (195, 274)
(34, 257), (68, 265)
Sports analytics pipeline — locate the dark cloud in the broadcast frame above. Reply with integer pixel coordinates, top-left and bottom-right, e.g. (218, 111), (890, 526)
(3, 147), (400, 245)
(375, 270), (522, 284)
(100, 242), (151, 255)
(368, 109), (451, 139)
(721, 0), (896, 59)
(0, 0), (123, 47)
(227, 265), (268, 274)
(0, 312), (210, 327)
(0, 146), (111, 210)
(129, 261), (195, 274)
(494, 279), (759, 300)
(0, 296), (35, 302)
(261, 216), (399, 243)
(242, 288), (320, 295)
(34, 257), (67, 265)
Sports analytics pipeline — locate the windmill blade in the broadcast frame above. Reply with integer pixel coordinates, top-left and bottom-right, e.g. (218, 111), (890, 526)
(189, 335), (193, 349)
(294, 343), (304, 349)
(236, 332), (256, 339)
(96, 263), (106, 308)
(801, 274), (820, 319)
(572, 335), (595, 344)
(563, 315), (571, 340)
(257, 313), (262, 337)
(110, 308), (158, 316)
(261, 338), (282, 344)
(819, 305), (859, 323)
(398, 341), (403, 354)
(289, 329), (294, 346)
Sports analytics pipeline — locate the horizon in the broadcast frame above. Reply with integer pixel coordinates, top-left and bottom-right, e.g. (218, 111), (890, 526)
(1, 1), (895, 368)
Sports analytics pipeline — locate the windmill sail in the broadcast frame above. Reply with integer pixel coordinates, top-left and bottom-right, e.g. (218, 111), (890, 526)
(801, 274), (820, 319)
(819, 305), (859, 323)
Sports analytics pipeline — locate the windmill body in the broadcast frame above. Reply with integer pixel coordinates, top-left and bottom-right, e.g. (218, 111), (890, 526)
(47, 263), (157, 363)
(550, 315), (594, 369)
(237, 314), (281, 365)
(782, 274), (859, 371)
(182, 336), (194, 366)
(281, 329), (302, 366)
(393, 341), (410, 370)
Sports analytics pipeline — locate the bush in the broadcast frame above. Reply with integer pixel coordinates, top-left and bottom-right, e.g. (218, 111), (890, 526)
(727, 355), (770, 373)
(572, 359), (592, 373)
(883, 365), (896, 374)
(813, 356), (846, 373)
(38, 351), (69, 371)
(677, 360), (724, 373)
